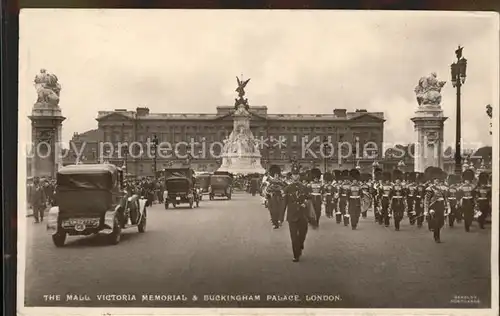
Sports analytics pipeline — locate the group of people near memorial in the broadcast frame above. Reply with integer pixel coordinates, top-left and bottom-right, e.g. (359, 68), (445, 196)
(260, 164), (492, 262)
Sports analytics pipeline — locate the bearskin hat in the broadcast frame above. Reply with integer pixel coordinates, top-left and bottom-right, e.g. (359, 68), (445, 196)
(360, 173), (372, 182)
(447, 174), (460, 185)
(383, 171), (392, 182)
(462, 169), (475, 182)
(349, 168), (361, 181)
(341, 169), (350, 180)
(268, 165), (281, 177)
(310, 168), (322, 180)
(392, 169), (403, 181)
(478, 172), (489, 184)
(374, 168), (383, 181)
(323, 172), (333, 182)
(424, 166), (443, 182)
(406, 171), (416, 183)
(333, 170), (341, 180)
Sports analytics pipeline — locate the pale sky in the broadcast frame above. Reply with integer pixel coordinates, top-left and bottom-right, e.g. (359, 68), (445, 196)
(19, 9), (498, 150)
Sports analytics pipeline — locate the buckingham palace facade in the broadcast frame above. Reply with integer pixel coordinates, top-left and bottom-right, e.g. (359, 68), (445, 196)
(64, 106), (385, 176)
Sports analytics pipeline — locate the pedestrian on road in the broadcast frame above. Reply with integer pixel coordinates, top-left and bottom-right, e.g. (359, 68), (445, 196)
(346, 169), (362, 230)
(424, 167), (448, 243)
(284, 163), (312, 262)
(31, 177), (47, 223)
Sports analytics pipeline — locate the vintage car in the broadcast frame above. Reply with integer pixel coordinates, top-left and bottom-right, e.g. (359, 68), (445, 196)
(209, 171), (233, 200)
(163, 167), (200, 209)
(46, 164), (147, 247)
(196, 173), (211, 197)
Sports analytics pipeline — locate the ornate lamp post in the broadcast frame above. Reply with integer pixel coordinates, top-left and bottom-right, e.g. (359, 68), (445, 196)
(151, 135), (158, 179)
(451, 46), (467, 175)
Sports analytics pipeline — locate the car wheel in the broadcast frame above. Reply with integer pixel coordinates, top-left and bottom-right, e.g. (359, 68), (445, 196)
(52, 231), (66, 247)
(138, 210), (147, 233)
(109, 217), (121, 245)
(164, 202), (169, 209)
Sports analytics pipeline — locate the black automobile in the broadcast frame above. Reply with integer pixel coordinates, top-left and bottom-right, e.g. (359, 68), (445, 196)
(46, 164), (147, 247)
(209, 171), (233, 200)
(163, 167), (200, 209)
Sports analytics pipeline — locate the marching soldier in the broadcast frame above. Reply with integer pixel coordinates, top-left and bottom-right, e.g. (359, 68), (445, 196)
(475, 172), (491, 229)
(266, 165), (287, 229)
(284, 163), (312, 262)
(405, 172), (417, 225)
(332, 170), (342, 223)
(360, 173), (372, 218)
(346, 169), (362, 229)
(458, 169), (476, 232)
(391, 169), (407, 231)
(378, 171), (393, 227)
(322, 172), (335, 218)
(372, 168), (383, 223)
(424, 167), (448, 243)
(338, 170), (351, 226)
(446, 174), (460, 227)
(414, 172), (426, 228)
(308, 168), (323, 227)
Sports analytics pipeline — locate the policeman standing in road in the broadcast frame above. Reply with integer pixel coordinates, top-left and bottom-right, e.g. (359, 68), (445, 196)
(284, 163), (312, 262)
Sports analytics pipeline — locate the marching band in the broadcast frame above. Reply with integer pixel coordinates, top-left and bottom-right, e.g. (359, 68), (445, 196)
(261, 163), (492, 259)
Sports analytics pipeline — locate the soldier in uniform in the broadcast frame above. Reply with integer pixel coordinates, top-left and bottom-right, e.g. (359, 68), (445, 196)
(266, 165), (287, 229)
(308, 168), (323, 227)
(378, 171), (393, 227)
(414, 172), (426, 228)
(284, 163), (312, 262)
(360, 173), (372, 218)
(475, 172), (491, 229)
(372, 168), (383, 223)
(446, 174), (460, 227)
(405, 172), (417, 225)
(322, 172), (335, 218)
(31, 177), (47, 223)
(458, 169), (476, 232)
(338, 170), (351, 226)
(424, 167), (449, 243)
(332, 170), (342, 223)
(391, 169), (407, 231)
(346, 169), (362, 229)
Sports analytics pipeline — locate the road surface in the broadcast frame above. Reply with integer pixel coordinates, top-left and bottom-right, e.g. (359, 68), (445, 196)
(23, 192), (491, 308)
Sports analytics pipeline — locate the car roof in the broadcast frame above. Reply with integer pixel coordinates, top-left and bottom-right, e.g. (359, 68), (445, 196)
(58, 164), (119, 175)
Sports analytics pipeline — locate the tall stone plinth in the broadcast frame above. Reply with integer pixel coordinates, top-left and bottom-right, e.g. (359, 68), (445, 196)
(29, 103), (65, 178)
(410, 106), (447, 172)
(217, 105), (265, 175)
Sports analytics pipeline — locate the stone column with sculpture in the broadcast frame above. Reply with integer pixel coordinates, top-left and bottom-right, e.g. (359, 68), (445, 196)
(410, 73), (448, 172)
(28, 69), (66, 178)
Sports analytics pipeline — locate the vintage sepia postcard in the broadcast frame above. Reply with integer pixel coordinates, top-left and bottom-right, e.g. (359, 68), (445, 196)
(17, 9), (499, 316)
